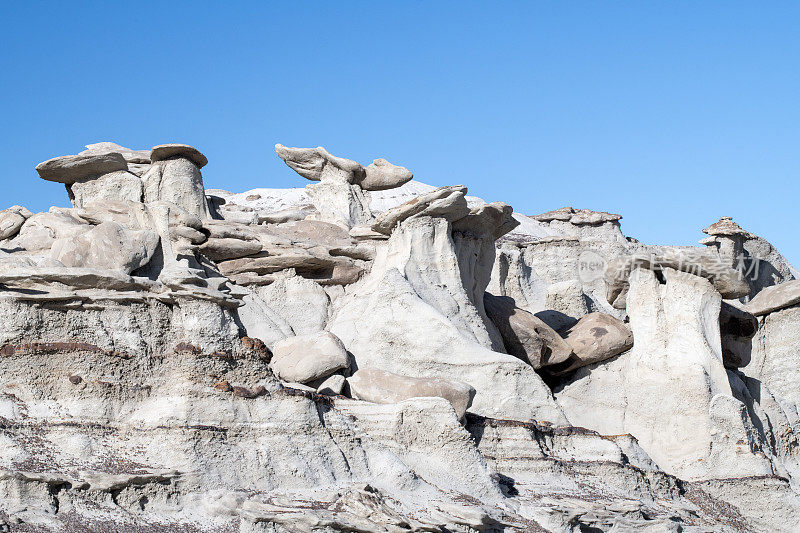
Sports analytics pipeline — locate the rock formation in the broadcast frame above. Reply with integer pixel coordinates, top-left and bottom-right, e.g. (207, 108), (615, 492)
(0, 140), (797, 531)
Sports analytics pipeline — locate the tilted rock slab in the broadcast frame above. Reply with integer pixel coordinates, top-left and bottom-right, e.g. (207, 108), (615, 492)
(483, 292), (572, 369)
(746, 279), (800, 317)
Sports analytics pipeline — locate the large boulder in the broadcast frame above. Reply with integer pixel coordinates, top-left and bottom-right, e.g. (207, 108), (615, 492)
(348, 368), (476, 419)
(270, 331), (349, 384)
(50, 221), (160, 274)
(483, 293), (572, 369)
(199, 238), (262, 261)
(550, 312), (633, 375)
(361, 158), (413, 191)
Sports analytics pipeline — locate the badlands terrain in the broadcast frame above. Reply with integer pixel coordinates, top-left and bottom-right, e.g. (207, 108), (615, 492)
(0, 141), (798, 532)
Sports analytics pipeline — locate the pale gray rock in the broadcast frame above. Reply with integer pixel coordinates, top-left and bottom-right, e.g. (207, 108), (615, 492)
(235, 290), (294, 348)
(50, 221), (159, 274)
(538, 279), (591, 331)
(745, 303), (800, 406)
(0, 206), (32, 240)
(305, 178), (373, 229)
(257, 205), (315, 224)
(35, 152), (127, 183)
(143, 158), (211, 219)
(552, 312), (633, 375)
(257, 275), (330, 335)
(483, 292), (572, 369)
(150, 143), (208, 168)
(270, 331), (349, 384)
(275, 144), (365, 183)
(69, 170), (143, 207)
(348, 368), (476, 420)
(371, 185), (469, 235)
(349, 224), (390, 241)
(746, 279), (800, 316)
(361, 158), (413, 191)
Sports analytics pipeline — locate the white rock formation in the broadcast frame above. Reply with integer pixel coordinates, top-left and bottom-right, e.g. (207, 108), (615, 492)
(0, 140), (797, 531)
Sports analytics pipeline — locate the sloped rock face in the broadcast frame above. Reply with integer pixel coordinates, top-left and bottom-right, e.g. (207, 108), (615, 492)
(0, 141), (799, 531)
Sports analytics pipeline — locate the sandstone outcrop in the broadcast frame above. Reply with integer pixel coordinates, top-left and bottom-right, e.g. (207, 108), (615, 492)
(0, 141), (798, 531)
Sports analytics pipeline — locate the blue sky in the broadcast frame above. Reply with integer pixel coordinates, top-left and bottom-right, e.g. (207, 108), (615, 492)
(1, 2), (798, 263)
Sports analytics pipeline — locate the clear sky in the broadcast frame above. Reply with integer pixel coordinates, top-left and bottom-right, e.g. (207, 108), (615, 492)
(1, 2), (798, 263)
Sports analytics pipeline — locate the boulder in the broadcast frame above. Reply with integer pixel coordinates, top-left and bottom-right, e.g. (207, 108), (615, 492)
(150, 143), (208, 168)
(361, 158), (413, 191)
(217, 250), (341, 276)
(746, 279), (800, 317)
(483, 293), (572, 369)
(550, 312), (633, 375)
(371, 185), (469, 235)
(50, 221), (159, 274)
(348, 368), (476, 419)
(0, 206), (33, 240)
(275, 144), (365, 183)
(35, 153), (128, 184)
(531, 207), (626, 243)
(270, 331), (349, 384)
